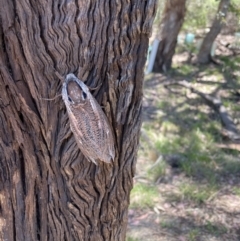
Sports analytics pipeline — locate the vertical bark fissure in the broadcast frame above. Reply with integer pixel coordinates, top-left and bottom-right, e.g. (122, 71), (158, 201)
(38, 15), (58, 70)
(2, 35), (15, 78)
(73, 0), (82, 44)
(19, 147), (26, 196)
(11, 199), (17, 241)
(35, 183), (41, 240)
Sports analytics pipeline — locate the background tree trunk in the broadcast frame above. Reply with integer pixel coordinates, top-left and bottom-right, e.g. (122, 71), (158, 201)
(0, 0), (157, 240)
(153, 0), (186, 72)
(197, 0), (230, 64)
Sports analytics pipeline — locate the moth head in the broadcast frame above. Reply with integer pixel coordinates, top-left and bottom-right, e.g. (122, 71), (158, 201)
(62, 74), (89, 105)
(67, 81), (87, 104)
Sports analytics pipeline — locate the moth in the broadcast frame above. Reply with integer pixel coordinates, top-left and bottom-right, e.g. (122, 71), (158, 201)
(62, 73), (115, 164)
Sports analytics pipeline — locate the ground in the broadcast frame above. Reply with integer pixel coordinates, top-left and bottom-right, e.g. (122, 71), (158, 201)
(127, 35), (240, 241)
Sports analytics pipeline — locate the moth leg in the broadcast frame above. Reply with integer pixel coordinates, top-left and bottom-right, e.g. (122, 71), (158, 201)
(88, 83), (102, 91)
(88, 157), (98, 166)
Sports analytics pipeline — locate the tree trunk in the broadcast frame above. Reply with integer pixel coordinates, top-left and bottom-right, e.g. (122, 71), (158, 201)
(153, 0), (186, 72)
(0, 1), (157, 240)
(197, 0), (230, 64)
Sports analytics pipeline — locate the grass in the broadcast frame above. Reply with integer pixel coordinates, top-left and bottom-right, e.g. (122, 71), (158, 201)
(147, 160), (167, 182)
(204, 67), (222, 76)
(204, 221), (228, 236)
(174, 64), (194, 75)
(139, 120), (222, 206)
(221, 160), (240, 175)
(179, 183), (218, 204)
(188, 229), (200, 241)
(233, 187), (240, 196)
(171, 63), (200, 77)
(126, 237), (139, 241)
(220, 56), (240, 72)
(130, 183), (159, 208)
(140, 111), (238, 184)
(160, 220), (175, 229)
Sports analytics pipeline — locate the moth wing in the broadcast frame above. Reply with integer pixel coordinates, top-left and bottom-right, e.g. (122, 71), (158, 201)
(88, 157), (98, 165)
(95, 103), (115, 162)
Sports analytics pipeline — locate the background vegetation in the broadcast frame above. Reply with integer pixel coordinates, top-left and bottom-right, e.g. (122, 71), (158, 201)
(127, 0), (240, 240)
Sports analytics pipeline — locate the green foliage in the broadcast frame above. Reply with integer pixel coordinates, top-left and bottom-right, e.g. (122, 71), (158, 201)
(188, 229), (200, 241)
(147, 160), (167, 181)
(183, 0), (219, 31)
(229, 2), (240, 28)
(233, 187), (240, 196)
(204, 221), (228, 236)
(130, 183), (159, 208)
(220, 56), (240, 71)
(160, 220), (174, 229)
(221, 160), (240, 175)
(126, 237), (140, 241)
(179, 183), (217, 204)
(183, 0), (240, 31)
(175, 64), (193, 75)
(154, 0), (240, 32)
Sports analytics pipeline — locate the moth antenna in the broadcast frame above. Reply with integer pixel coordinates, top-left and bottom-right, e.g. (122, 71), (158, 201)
(41, 71), (64, 101)
(41, 94), (62, 101)
(55, 71), (65, 82)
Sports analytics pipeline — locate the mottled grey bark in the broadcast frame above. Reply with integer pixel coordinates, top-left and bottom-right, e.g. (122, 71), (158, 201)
(0, 0), (157, 240)
(153, 0), (186, 72)
(197, 0), (230, 64)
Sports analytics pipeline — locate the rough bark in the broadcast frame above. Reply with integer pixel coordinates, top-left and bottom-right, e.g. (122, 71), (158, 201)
(197, 0), (230, 64)
(0, 1), (157, 241)
(153, 0), (186, 72)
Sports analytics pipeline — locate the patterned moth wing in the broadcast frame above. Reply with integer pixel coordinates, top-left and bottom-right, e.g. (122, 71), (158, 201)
(62, 73), (115, 164)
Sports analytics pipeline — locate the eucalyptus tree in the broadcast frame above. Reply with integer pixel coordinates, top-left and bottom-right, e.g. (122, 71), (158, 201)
(0, 0), (157, 240)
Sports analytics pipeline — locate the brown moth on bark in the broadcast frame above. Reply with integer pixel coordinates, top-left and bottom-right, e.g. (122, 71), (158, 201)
(62, 74), (115, 164)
